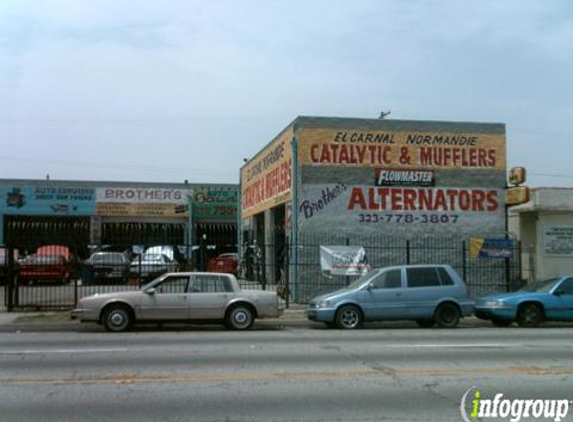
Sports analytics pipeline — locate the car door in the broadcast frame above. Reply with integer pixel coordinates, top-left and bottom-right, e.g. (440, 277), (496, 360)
(187, 274), (234, 319)
(549, 278), (573, 321)
(404, 267), (444, 319)
(138, 274), (190, 321)
(357, 269), (407, 321)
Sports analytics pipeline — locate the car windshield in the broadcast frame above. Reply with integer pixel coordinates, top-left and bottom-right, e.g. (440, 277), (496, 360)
(518, 278), (560, 293)
(140, 273), (169, 290)
(346, 269), (380, 289)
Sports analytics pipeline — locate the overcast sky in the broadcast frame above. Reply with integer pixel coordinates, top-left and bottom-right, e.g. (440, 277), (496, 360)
(1, 0), (572, 187)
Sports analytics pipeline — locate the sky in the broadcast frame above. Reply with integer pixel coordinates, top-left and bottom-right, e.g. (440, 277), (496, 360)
(1, 0), (572, 187)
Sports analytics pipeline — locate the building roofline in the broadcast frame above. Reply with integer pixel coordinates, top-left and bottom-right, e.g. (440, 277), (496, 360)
(291, 115), (506, 133)
(0, 178), (238, 189)
(240, 115), (507, 171)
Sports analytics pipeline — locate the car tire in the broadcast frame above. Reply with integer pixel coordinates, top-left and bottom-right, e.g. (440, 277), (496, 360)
(335, 305), (363, 329)
(491, 319), (512, 327)
(517, 303), (543, 328)
(102, 304), (133, 332)
(416, 319), (435, 328)
(226, 304), (255, 330)
(434, 303), (461, 328)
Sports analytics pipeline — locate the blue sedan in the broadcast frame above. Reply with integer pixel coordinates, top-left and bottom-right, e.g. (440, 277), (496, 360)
(475, 276), (573, 327)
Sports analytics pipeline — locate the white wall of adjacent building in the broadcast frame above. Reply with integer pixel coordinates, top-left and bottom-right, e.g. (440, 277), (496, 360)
(509, 188), (573, 281)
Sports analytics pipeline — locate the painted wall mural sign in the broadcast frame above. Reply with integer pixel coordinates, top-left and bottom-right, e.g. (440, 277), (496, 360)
(298, 129), (506, 170)
(348, 187), (499, 212)
(1, 186), (96, 215)
(241, 129), (293, 218)
(375, 168), (435, 187)
(299, 185), (503, 231)
(297, 126), (505, 235)
(299, 183), (348, 220)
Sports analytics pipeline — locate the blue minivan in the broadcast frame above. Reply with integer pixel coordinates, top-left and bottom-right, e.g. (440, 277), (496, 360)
(307, 264), (475, 329)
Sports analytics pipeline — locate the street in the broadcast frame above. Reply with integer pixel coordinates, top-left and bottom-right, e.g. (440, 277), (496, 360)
(1, 323), (573, 422)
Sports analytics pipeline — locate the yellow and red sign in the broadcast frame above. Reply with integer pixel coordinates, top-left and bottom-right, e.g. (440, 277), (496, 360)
(241, 129), (293, 218)
(298, 129), (506, 170)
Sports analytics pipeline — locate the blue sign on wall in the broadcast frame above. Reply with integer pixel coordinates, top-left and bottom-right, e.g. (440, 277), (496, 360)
(1, 186), (96, 216)
(470, 237), (515, 259)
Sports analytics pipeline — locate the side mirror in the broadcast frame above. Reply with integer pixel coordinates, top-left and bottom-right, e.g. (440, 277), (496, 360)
(365, 283), (373, 291)
(145, 288), (156, 295)
(554, 290), (565, 297)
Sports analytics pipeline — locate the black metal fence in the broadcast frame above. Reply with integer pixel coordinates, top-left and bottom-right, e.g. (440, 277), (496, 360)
(234, 232), (528, 304)
(2, 233), (529, 312)
(287, 233), (526, 303)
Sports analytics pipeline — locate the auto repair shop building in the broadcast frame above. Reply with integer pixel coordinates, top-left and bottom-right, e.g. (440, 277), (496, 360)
(240, 116), (508, 300)
(0, 179), (238, 267)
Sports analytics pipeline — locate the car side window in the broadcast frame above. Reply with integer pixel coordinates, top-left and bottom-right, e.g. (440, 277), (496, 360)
(370, 270), (402, 289)
(156, 276), (189, 294)
(557, 278), (573, 295)
(191, 275), (232, 293)
(437, 267), (455, 286)
(406, 267), (441, 288)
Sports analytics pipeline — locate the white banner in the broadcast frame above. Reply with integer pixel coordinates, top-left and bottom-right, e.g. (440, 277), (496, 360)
(320, 245), (369, 276)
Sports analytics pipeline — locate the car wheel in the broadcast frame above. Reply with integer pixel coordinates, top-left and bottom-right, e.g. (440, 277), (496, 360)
(491, 319), (512, 327)
(102, 305), (133, 332)
(517, 303), (543, 327)
(335, 305), (363, 329)
(434, 303), (461, 328)
(416, 319), (435, 328)
(226, 304), (254, 330)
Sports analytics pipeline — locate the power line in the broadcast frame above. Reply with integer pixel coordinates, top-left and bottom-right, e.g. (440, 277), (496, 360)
(529, 172), (573, 179)
(0, 155), (238, 177)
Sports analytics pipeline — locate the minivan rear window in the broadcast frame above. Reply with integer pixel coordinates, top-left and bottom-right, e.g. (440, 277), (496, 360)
(437, 267), (455, 285)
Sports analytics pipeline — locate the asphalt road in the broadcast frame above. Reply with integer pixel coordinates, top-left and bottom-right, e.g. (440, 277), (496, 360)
(1, 324), (573, 422)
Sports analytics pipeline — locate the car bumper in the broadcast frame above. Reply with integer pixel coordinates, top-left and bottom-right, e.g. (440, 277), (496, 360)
(475, 306), (516, 321)
(306, 308), (336, 323)
(70, 308), (99, 322)
(460, 302), (476, 317)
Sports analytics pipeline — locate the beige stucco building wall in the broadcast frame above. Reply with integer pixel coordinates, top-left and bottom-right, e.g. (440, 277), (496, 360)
(509, 188), (573, 280)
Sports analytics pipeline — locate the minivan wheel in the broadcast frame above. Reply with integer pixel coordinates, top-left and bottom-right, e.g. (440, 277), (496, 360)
(335, 305), (363, 329)
(517, 303), (542, 328)
(416, 319), (435, 328)
(434, 303), (460, 328)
